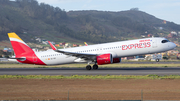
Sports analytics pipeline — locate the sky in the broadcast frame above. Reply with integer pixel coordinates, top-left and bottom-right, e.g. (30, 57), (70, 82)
(31, 0), (180, 25)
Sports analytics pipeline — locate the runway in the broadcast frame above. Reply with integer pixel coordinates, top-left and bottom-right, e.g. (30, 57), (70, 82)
(1, 67), (180, 75)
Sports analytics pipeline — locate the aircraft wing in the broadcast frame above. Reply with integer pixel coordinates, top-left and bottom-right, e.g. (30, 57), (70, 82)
(55, 49), (97, 60)
(48, 41), (97, 60)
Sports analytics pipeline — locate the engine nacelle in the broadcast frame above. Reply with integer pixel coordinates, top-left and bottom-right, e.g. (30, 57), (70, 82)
(96, 54), (112, 65)
(97, 53), (121, 65)
(113, 58), (121, 63)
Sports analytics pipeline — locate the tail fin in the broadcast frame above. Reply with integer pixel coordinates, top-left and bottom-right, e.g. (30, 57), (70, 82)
(84, 42), (88, 46)
(8, 32), (33, 56)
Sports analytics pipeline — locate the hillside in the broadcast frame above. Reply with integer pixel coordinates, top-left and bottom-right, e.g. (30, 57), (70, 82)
(0, 0), (180, 44)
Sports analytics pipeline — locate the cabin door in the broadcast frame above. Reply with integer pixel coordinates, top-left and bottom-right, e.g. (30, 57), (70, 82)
(152, 39), (157, 48)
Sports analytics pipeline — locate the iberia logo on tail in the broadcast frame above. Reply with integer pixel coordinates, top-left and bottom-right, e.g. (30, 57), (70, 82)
(8, 32), (32, 56)
(8, 32), (46, 65)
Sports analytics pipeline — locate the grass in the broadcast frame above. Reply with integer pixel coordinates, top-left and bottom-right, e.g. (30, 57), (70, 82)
(0, 63), (180, 68)
(0, 74), (180, 79)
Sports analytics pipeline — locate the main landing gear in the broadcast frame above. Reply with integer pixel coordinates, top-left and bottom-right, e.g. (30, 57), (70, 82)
(86, 64), (98, 70)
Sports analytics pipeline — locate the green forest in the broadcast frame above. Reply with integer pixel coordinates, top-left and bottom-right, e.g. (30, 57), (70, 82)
(0, 0), (180, 43)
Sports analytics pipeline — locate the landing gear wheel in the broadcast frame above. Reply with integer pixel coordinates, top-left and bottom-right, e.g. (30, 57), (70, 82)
(156, 59), (159, 62)
(86, 65), (92, 70)
(93, 64), (98, 70)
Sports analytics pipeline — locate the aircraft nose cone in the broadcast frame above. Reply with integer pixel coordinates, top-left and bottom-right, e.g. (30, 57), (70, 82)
(168, 42), (176, 49)
(173, 43), (176, 48)
(171, 42), (176, 49)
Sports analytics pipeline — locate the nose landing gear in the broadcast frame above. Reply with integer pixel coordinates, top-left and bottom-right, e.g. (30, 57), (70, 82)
(156, 59), (159, 62)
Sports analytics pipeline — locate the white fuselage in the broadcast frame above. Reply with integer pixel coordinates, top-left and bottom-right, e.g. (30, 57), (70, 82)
(35, 37), (176, 65)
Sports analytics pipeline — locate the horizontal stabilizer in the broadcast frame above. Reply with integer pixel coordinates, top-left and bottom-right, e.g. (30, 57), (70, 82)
(9, 57), (26, 61)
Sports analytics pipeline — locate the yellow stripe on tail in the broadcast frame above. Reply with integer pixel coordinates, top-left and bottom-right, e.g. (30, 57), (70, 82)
(8, 32), (23, 41)
(84, 42), (88, 46)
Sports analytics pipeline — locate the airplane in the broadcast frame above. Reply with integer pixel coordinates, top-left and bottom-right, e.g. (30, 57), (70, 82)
(8, 32), (176, 70)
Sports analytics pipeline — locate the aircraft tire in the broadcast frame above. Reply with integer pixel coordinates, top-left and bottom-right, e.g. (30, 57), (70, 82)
(86, 65), (92, 70)
(156, 59), (159, 62)
(93, 64), (98, 70)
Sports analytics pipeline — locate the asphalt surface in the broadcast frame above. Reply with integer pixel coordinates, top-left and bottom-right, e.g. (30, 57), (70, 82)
(1, 67), (180, 75)
(122, 61), (180, 64)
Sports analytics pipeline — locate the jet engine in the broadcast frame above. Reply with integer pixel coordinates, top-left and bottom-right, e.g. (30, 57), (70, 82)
(96, 54), (112, 65)
(96, 53), (121, 65)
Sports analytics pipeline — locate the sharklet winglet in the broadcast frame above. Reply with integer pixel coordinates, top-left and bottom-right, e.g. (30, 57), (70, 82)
(48, 41), (57, 50)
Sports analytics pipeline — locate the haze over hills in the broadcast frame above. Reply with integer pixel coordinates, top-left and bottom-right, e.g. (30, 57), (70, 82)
(0, 0), (180, 44)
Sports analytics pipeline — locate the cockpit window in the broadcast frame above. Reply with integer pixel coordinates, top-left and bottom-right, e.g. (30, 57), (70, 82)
(162, 40), (170, 43)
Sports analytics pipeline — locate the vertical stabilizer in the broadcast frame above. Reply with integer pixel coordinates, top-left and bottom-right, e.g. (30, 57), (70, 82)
(8, 32), (33, 56)
(84, 42), (88, 46)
